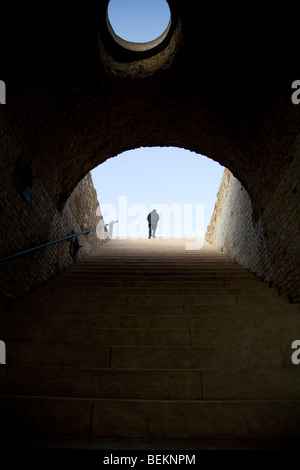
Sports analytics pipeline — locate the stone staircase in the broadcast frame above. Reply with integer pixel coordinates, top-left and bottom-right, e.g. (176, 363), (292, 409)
(0, 238), (300, 449)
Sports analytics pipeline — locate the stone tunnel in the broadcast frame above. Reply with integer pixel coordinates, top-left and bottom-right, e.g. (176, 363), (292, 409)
(1, 2), (299, 304)
(0, 0), (300, 453)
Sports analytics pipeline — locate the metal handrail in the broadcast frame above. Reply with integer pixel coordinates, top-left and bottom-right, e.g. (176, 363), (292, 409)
(0, 221), (118, 263)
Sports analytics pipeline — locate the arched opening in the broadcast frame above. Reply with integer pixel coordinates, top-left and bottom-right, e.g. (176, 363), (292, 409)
(91, 146), (224, 239)
(87, 145), (271, 289)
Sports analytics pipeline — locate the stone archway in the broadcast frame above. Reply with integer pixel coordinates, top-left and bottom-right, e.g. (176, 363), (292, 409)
(0, 1), (299, 302)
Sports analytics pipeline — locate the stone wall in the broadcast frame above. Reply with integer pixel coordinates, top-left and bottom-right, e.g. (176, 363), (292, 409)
(205, 167), (299, 302)
(0, 111), (108, 307)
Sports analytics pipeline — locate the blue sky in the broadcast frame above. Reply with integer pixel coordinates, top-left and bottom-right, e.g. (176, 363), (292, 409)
(107, 0), (171, 42)
(92, 148), (224, 238)
(91, 1), (225, 238)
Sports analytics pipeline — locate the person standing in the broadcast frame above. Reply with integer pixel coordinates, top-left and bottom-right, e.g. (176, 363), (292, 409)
(147, 209), (159, 239)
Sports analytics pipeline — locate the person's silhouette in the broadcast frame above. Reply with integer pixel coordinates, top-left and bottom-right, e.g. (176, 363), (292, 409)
(147, 209), (159, 239)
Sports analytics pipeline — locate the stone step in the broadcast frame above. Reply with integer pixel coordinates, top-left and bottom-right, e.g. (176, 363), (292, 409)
(59, 271), (256, 279)
(39, 279), (271, 289)
(120, 313), (255, 329)
(72, 258), (245, 264)
(0, 395), (300, 439)
(2, 238), (299, 444)
(67, 257), (245, 264)
(66, 267), (249, 274)
(1, 326), (298, 348)
(26, 286), (278, 297)
(4, 343), (283, 369)
(202, 369), (300, 399)
(64, 258), (249, 264)
(2, 366), (299, 400)
(109, 345), (282, 370)
(89, 399), (300, 439)
(0, 311), (255, 330)
(58, 261), (270, 269)
(1, 310), (124, 328)
(74, 265), (246, 271)
(52, 275), (264, 285)
(63, 257), (249, 262)
(2, 326), (192, 347)
(12, 294), (288, 313)
(2, 302), (260, 322)
(2, 366), (202, 399)
(5, 304), (299, 325)
(120, 309), (300, 328)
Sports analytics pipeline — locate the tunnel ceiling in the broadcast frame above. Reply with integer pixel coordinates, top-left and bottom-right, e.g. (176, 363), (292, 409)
(1, 2), (300, 213)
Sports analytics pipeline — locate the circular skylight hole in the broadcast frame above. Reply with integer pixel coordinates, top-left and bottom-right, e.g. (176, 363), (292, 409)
(107, 0), (171, 44)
